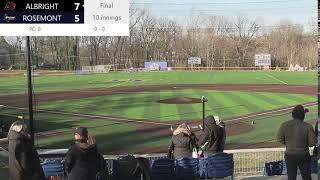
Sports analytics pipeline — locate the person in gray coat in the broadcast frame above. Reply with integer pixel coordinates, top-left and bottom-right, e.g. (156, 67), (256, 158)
(167, 123), (196, 159)
(277, 105), (316, 180)
(8, 121), (45, 180)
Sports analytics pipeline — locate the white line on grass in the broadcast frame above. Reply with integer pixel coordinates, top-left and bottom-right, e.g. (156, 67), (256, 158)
(224, 101), (317, 123)
(3, 101), (316, 127)
(109, 81), (127, 88)
(265, 73), (288, 85)
(3, 106), (173, 126)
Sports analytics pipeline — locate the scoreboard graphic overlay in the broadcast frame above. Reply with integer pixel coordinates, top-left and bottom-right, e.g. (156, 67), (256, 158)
(0, 0), (129, 36)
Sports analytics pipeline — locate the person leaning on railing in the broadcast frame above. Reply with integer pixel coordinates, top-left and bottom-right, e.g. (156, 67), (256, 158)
(167, 123), (197, 159)
(64, 127), (105, 180)
(197, 115), (224, 157)
(8, 121), (45, 180)
(313, 119), (319, 157)
(277, 105), (316, 180)
(217, 120), (226, 152)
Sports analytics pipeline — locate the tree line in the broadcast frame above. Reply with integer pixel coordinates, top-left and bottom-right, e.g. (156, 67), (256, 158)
(0, 8), (317, 70)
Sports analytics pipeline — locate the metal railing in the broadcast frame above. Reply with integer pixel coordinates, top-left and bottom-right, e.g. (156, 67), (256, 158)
(225, 148), (285, 176)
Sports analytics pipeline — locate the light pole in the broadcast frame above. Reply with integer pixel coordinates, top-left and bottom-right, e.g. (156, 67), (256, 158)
(26, 36), (34, 144)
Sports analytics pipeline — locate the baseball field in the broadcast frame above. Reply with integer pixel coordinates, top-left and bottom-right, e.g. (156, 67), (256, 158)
(0, 70), (317, 154)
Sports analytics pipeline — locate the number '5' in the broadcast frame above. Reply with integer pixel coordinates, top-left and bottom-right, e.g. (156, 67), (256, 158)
(75, 15), (80, 22)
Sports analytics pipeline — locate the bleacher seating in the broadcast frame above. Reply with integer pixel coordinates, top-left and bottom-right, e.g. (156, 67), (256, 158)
(199, 153), (234, 180)
(151, 158), (175, 180)
(38, 152), (236, 180)
(41, 159), (65, 179)
(175, 157), (198, 180)
(150, 153), (234, 180)
(310, 154), (318, 174)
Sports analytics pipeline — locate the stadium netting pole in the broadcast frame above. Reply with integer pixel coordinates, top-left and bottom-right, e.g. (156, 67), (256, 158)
(26, 36), (34, 144)
(202, 99), (205, 129)
(201, 96), (207, 130)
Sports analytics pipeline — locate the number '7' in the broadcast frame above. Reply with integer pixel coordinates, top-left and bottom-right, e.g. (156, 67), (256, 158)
(74, 3), (80, 10)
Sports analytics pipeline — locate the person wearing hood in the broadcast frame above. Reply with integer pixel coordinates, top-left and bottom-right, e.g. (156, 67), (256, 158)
(277, 105), (316, 180)
(8, 121), (45, 180)
(217, 120), (226, 152)
(198, 115), (224, 157)
(65, 127), (103, 180)
(167, 123), (196, 159)
(314, 120), (319, 157)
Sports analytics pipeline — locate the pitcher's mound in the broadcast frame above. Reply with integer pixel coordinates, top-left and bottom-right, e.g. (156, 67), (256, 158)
(158, 97), (202, 104)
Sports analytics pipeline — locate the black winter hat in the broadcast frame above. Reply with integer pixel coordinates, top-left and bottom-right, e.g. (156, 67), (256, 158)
(205, 115), (214, 120)
(73, 127), (88, 139)
(292, 105), (305, 120)
(205, 115), (216, 124)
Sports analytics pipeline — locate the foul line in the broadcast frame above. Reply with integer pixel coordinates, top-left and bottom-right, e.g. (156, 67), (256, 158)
(224, 101), (317, 123)
(3, 102), (317, 127)
(3, 105), (173, 126)
(265, 74), (288, 85)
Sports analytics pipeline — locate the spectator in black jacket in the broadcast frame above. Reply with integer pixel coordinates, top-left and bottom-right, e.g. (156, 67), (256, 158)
(277, 105), (316, 180)
(217, 119), (226, 152)
(65, 127), (105, 180)
(313, 120), (319, 156)
(8, 121), (45, 180)
(198, 115), (224, 157)
(167, 123), (196, 159)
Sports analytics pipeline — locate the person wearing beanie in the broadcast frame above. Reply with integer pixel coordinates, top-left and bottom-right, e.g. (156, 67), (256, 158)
(277, 105), (316, 180)
(64, 127), (105, 180)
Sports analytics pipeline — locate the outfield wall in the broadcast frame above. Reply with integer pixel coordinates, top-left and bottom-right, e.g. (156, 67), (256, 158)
(116, 66), (314, 72)
(0, 67), (315, 76)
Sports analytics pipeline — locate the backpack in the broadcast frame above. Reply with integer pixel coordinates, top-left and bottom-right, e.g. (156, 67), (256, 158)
(112, 155), (150, 180)
(264, 160), (286, 176)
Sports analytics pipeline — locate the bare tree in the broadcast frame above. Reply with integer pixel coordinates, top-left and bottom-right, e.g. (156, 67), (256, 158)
(229, 16), (261, 67)
(3, 14), (317, 70)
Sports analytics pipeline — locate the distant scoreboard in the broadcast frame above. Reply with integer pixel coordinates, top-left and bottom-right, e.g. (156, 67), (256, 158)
(188, 57), (201, 65)
(0, 0), (129, 36)
(255, 54), (271, 66)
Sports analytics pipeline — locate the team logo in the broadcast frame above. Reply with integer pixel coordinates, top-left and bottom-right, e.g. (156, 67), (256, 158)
(4, 2), (16, 10)
(4, 14), (16, 22)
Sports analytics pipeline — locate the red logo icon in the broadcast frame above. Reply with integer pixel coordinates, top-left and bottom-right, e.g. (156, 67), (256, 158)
(4, 2), (16, 10)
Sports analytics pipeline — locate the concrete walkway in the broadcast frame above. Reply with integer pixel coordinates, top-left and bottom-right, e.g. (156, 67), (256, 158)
(237, 174), (318, 180)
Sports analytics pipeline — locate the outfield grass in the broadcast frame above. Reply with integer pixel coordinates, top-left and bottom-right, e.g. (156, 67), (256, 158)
(38, 90), (315, 121)
(33, 113), (170, 152)
(0, 71), (316, 95)
(0, 110), (161, 152)
(35, 106), (317, 152)
(0, 71), (316, 153)
(227, 106), (317, 144)
(1, 105), (316, 152)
